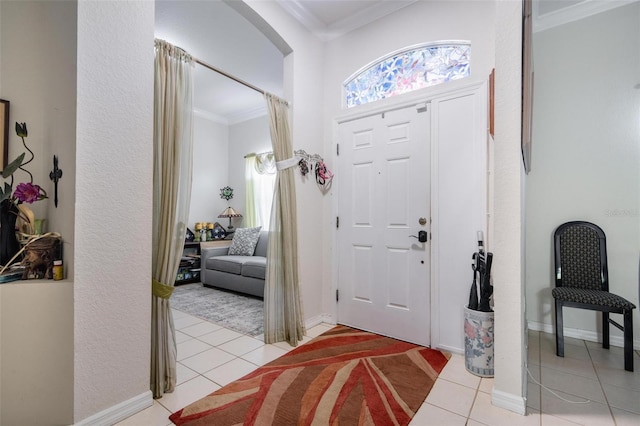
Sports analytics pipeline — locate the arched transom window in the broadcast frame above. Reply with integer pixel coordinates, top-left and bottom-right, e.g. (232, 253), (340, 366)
(344, 42), (470, 108)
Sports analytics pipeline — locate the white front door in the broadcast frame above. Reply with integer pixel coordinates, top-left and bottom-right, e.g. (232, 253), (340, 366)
(337, 104), (431, 346)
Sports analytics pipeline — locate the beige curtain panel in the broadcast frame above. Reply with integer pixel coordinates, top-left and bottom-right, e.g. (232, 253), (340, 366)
(264, 93), (305, 346)
(151, 39), (194, 398)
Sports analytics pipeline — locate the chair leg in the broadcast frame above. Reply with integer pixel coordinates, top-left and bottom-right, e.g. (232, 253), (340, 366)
(624, 310), (633, 372)
(603, 312), (610, 350)
(555, 300), (564, 357)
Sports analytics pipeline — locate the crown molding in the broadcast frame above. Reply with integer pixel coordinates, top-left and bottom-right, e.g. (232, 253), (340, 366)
(228, 104), (268, 126)
(193, 108), (228, 125)
(533, 0), (638, 33)
(276, 0), (418, 42)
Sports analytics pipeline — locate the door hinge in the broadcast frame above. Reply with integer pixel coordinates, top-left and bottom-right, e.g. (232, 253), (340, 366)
(336, 289), (339, 302)
(336, 216), (339, 229)
(417, 103), (428, 113)
(336, 143), (340, 156)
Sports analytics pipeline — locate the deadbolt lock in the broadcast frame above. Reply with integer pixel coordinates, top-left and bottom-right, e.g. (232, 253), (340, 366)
(419, 217), (427, 226)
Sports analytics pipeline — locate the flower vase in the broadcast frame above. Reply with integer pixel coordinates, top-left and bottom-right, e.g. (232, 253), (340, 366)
(0, 200), (21, 267)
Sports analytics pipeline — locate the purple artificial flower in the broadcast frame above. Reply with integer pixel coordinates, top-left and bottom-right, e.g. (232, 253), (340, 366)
(14, 182), (43, 204)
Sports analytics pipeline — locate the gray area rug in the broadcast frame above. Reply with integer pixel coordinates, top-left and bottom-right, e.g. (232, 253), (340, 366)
(171, 283), (264, 337)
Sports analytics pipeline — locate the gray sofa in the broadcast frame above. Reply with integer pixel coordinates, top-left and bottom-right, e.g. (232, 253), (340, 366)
(200, 230), (268, 298)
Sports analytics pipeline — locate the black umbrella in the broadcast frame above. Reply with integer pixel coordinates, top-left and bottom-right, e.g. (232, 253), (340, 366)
(468, 232), (493, 312)
(468, 252), (479, 310)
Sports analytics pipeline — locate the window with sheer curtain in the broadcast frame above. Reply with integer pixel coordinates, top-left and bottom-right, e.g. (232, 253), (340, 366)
(245, 152), (276, 230)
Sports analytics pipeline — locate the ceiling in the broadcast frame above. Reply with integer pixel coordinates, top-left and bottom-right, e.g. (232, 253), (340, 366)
(155, 0), (412, 124)
(155, 0), (608, 123)
(275, 0), (418, 41)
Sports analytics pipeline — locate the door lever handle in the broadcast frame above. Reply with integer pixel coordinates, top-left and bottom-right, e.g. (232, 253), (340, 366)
(409, 231), (428, 243)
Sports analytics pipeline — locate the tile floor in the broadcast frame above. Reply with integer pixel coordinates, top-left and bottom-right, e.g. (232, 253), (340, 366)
(118, 310), (640, 425)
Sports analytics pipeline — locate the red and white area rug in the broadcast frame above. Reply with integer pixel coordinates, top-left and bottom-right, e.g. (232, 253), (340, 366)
(170, 325), (450, 425)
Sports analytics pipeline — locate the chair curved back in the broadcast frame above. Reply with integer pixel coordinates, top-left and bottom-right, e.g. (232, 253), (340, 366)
(554, 221), (608, 291)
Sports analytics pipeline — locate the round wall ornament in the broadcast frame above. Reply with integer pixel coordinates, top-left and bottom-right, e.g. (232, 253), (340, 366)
(220, 186), (234, 201)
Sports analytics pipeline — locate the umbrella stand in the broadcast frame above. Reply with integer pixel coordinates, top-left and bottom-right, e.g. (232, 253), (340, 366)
(464, 231), (494, 377)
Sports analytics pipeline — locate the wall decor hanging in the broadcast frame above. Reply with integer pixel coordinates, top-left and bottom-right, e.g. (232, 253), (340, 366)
(49, 155), (63, 207)
(294, 149), (334, 191)
(220, 186), (234, 201)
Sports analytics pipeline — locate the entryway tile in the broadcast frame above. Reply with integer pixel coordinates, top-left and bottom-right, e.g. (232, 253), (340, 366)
(174, 330), (192, 344)
(540, 389), (614, 426)
(180, 347), (236, 374)
(155, 376), (220, 414)
(526, 382), (541, 411)
(425, 378), (476, 417)
(540, 350), (597, 379)
(602, 384), (640, 414)
(173, 314), (204, 330)
(539, 366), (606, 403)
(469, 391), (540, 426)
(478, 377), (494, 394)
(177, 339), (212, 361)
(241, 344), (289, 366)
(197, 328), (244, 347)
(410, 402), (467, 425)
(180, 320), (223, 338)
(272, 340), (298, 352)
(593, 364), (640, 391)
(204, 358), (259, 386)
(611, 407), (640, 426)
(115, 400), (172, 426)
(217, 335), (265, 356)
(540, 412), (583, 425)
(437, 353), (481, 390)
(176, 362), (199, 386)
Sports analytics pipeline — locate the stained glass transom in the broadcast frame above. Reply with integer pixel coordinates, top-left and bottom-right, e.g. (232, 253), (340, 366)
(345, 43), (470, 108)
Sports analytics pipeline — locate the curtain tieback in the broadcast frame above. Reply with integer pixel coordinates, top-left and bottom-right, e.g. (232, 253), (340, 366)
(152, 279), (175, 299)
(276, 157), (299, 171)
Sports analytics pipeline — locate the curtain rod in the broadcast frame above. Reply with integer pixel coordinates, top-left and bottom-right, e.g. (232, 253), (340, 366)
(194, 58), (264, 96)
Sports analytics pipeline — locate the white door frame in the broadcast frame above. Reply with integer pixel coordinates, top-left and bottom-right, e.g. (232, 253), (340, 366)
(331, 79), (489, 352)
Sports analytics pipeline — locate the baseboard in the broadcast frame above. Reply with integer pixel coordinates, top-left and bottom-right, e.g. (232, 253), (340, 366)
(491, 389), (526, 415)
(527, 320), (640, 350)
(74, 390), (153, 426)
(305, 313), (335, 330)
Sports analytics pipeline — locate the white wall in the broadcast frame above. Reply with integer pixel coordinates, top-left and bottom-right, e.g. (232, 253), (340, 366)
(228, 114), (272, 227)
(492, 0), (526, 413)
(526, 3), (640, 346)
(0, 1), (76, 423)
(75, 0), (153, 422)
(0, 0), (77, 276)
(188, 113), (229, 230)
(243, 1), (327, 323)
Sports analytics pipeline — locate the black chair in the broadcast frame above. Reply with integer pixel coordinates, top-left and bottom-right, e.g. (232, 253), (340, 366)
(552, 221), (636, 372)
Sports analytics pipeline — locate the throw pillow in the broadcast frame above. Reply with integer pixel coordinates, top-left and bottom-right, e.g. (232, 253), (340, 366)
(228, 226), (262, 256)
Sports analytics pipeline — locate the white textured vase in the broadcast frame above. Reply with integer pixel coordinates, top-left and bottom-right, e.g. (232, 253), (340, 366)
(463, 306), (495, 377)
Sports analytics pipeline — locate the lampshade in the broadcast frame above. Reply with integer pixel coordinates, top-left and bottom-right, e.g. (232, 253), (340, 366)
(218, 207), (242, 218)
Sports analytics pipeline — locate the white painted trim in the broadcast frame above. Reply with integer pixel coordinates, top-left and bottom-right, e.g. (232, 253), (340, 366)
(74, 391), (153, 426)
(533, 0), (638, 33)
(527, 320), (640, 350)
(333, 79), (487, 352)
(275, 0), (418, 42)
(434, 343), (463, 356)
(492, 389), (527, 415)
(228, 105), (268, 125)
(305, 313), (335, 330)
(337, 78), (484, 124)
